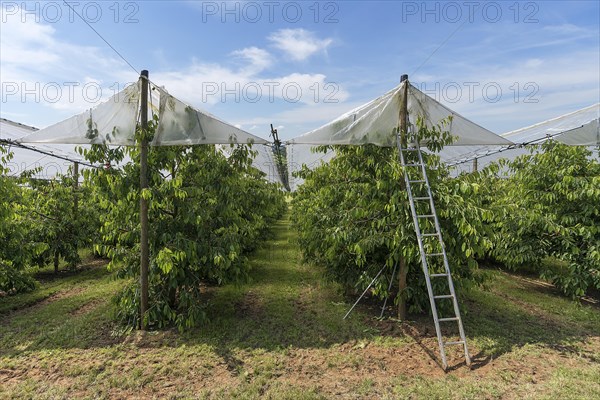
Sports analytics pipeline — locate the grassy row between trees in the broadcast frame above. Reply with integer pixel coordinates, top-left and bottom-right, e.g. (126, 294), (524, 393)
(1, 212), (599, 399)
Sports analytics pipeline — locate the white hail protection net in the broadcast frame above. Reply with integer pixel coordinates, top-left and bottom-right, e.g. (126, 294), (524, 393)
(0, 118), (90, 179)
(286, 81), (512, 148)
(18, 80), (267, 147)
(13, 79), (271, 181)
(286, 144), (336, 192)
(502, 103), (599, 146)
(217, 143), (284, 186)
(153, 87), (268, 146)
(443, 103), (600, 170)
(284, 81), (512, 188)
(18, 83), (141, 146)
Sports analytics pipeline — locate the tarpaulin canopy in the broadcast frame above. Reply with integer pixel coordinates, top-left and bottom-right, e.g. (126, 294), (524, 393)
(286, 144), (336, 192)
(286, 81), (513, 147)
(218, 143), (286, 186)
(152, 87), (269, 146)
(18, 81), (268, 147)
(0, 118), (89, 179)
(503, 103), (599, 146)
(2, 116), (282, 185)
(283, 80), (513, 189)
(443, 103), (600, 171)
(14, 78), (279, 183)
(18, 83), (142, 146)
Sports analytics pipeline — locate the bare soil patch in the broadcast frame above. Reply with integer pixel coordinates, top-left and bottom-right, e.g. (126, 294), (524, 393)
(69, 298), (104, 316)
(235, 290), (265, 320)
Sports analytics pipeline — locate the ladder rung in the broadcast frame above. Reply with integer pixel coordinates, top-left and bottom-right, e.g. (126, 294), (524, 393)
(401, 148), (470, 367)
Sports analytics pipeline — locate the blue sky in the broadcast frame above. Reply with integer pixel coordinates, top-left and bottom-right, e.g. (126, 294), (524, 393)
(1, 0), (599, 141)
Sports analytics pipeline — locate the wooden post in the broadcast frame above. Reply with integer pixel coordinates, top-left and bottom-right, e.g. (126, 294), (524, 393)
(472, 157), (478, 173)
(72, 161), (79, 266)
(73, 162), (79, 217)
(398, 74), (409, 321)
(139, 70), (150, 330)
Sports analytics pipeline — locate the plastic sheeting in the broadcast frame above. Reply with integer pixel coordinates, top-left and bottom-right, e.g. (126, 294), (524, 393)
(2, 116), (280, 184)
(283, 80), (513, 190)
(444, 103), (600, 170)
(153, 87), (268, 146)
(18, 81), (268, 147)
(286, 144), (336, 191)
(250, 144), (281, 184)
(217, 143), (284, 186)
(286, 81), (513, 147)
(0, 118), (89, 179)
(18, 83), (141, 146)
(503, 103), (599, 146)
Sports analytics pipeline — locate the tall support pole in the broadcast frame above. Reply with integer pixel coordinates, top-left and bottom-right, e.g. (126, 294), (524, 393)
(139, 70), (150, 330)
(73, 161), (79, 219)
(397, 74), (409, 320)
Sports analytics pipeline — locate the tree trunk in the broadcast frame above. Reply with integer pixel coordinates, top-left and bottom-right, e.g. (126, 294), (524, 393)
(168, 287), (177, 309)
(54, 251), (60, 274)
(397, 257), (407, 320)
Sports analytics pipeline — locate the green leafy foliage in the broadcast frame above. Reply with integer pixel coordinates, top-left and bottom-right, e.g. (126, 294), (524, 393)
(291, 121), (493, 314)
(80, 121), (286, 330)
(0, 146), (38, 294)
(478, 141), (600, 297)
(24, 173), (99, 273)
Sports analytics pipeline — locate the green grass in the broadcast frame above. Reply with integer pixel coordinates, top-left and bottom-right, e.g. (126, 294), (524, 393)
(0, 263), (125, 355)
(1, 213), (599, 399)
(464, 269), (600, 358)
(187, 217), (372, 350)
(0, 248), (102, 315)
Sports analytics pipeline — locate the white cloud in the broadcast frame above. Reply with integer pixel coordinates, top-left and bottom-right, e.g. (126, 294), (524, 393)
(268, 29), (333, 61)
(0, 6), (349, 134)
(0, 5), (134, 116)
(412, 48), (599, 133)
(154, 60), (349, 108)
(523, 59), (543, 69)
(155, 66), (349, 108)
(542, 23), (593, 35)
(230, 47), (272, 75)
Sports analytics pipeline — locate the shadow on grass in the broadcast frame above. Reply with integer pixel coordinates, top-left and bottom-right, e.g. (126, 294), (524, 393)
(34, 257), (109, 283)
(1, 217), (599, 373)
(0, 217), (378, 359)
(180, 218), (379, 351)
(457, 269), (600, 369)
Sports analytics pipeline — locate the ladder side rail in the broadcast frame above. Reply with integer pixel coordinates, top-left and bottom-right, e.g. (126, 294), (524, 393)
(397, 137), (448, 369)
(415, 139), (471, 367)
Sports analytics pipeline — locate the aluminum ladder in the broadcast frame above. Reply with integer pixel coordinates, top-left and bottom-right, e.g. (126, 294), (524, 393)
(397, 133), (471, 370)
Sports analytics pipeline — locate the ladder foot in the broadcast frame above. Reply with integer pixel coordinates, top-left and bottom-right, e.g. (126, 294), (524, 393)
(398, 137), (471, 372)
